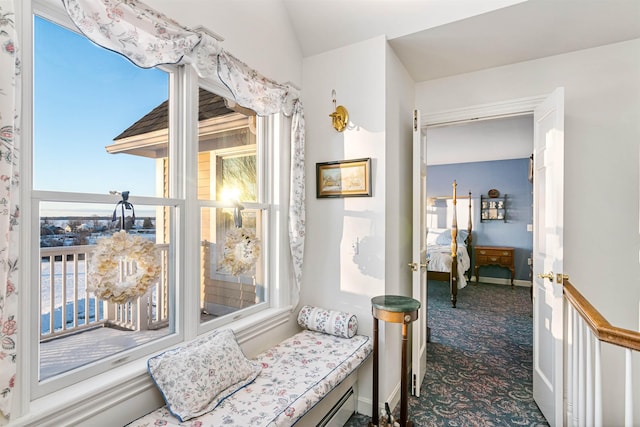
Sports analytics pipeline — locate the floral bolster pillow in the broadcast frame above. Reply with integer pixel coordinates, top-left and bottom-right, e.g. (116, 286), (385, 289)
(147, 328), (261, 422)
(297, 305), (358, 338)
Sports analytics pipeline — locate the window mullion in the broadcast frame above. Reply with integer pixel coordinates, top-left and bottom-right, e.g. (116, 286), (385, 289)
(179, 66), (201, 341)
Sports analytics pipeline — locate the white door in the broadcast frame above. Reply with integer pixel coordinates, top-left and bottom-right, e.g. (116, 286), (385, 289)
(411, 109), (428, 396)
(532, 87), (565, 427)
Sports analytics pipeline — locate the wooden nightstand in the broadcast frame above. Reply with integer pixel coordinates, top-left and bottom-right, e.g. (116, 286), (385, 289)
(474, 245), (515, 287)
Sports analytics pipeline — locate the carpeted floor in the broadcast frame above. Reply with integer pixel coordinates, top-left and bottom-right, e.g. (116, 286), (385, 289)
(344, 280), (549, 426)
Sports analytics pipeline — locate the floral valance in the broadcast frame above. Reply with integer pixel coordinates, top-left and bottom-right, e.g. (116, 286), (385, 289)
(61, 0), (305, 304)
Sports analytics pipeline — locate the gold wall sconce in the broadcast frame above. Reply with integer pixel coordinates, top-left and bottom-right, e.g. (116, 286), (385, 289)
(329, 89), (349, 132)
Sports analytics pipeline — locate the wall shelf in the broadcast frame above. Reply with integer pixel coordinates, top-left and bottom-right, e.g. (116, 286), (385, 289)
(480, 194), (507, 222)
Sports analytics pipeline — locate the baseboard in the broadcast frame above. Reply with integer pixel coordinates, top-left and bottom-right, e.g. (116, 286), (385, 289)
(475, 276), (531, 287)
(355, 380), (401, 424)
(356, 394), (373, 420)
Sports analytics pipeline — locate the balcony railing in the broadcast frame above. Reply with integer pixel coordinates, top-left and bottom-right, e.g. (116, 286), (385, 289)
(40, 243), (169, 342)
(563, 279), (640, 427)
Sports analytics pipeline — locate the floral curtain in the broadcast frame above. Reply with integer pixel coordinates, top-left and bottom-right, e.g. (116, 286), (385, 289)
(62, 0), (305, 304)
(0, 0), (20, 418)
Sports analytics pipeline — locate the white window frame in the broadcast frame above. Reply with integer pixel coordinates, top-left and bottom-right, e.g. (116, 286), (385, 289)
(17, 1), (293, 419)
(28, 10), (184, 396)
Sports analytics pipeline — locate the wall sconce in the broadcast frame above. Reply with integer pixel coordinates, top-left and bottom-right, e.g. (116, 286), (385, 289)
(329, 89), (349, 132)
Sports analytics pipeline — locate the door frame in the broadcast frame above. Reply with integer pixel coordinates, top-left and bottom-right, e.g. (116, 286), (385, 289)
(423, 95), (547, 128)
(422, 91), (559, 414)
(411, 109), (428, 397)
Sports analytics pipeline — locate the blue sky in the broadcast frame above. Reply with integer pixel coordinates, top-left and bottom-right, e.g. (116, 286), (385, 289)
(34, 16), (169, 204)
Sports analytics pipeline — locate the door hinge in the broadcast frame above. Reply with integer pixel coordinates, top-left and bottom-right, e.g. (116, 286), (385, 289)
(413, 110), (418, 131)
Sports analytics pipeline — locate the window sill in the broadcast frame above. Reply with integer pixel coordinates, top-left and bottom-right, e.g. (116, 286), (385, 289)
(15, 307), (294, 427)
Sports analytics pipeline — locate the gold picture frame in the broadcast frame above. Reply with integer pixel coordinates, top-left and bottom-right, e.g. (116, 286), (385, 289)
(316, 158), (372, 198)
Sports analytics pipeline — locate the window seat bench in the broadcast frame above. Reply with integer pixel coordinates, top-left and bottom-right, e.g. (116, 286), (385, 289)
(127, 329), (372, 426)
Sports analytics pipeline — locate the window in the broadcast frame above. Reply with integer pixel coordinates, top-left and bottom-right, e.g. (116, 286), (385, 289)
(32, 14), (178, 396)
(195, 88), (267, 325)
(30, 11), (282, 399)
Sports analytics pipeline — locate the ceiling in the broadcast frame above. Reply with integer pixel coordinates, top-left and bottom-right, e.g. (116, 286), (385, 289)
(282, 0), (640, 82)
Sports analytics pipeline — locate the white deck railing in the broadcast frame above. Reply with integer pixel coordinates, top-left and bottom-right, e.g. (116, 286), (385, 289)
(563, 280), (640, 427)
(39, 244), (169, 342)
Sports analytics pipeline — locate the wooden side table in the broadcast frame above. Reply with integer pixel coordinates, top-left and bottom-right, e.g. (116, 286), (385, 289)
(370, 295), (420, 427)
(474, 245), (515, 287)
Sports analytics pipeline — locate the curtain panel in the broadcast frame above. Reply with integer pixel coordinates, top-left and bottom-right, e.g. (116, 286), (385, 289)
(62, 0), (305, 304)
(0, 0), (21, 418)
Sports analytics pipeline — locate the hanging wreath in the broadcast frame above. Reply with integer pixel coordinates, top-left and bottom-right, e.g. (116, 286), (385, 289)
(87, 230), (161, 304)
(221, 227), (261, 276)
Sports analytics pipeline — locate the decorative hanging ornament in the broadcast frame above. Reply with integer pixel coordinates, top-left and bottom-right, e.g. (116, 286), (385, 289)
(87, 192), (161, 304)
(221, 227), (261, 276)
(87, 230), (161, 304)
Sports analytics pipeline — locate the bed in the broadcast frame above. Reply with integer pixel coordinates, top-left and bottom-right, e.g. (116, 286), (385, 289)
(426, 181), (473, 308)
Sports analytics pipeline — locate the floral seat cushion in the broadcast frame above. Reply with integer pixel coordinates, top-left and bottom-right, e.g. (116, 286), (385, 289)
(128, 330), (372, 427)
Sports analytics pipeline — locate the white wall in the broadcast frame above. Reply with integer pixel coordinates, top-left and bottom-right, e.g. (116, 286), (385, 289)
(383, 41), (417, 410)
(145, 0), (303, 87)
(301, 36), (415, 415)
(415, 38), (640, 425)
(385, 43), (415, 300)
(302, 36), (387, 415)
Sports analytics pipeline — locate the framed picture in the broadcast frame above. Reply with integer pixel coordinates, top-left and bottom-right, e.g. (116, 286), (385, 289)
(316, 158), (372, 198)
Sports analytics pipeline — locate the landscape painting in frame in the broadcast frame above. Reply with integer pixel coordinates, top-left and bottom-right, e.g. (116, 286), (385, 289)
(316, 158), (372, 198)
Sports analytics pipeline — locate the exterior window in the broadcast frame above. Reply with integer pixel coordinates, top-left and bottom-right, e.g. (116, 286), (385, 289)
(196, 88), (266, 325)
(33, 15), (176, 394)
(33, 16), (169, 197)
(31, 12), (278, 398)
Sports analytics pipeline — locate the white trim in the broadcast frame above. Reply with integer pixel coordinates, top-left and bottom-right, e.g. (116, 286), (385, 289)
(474, 277), (532, 288)
(33, 0), (76, 32)
(423, 95), (547, 128)
(192, 25), (224, 42)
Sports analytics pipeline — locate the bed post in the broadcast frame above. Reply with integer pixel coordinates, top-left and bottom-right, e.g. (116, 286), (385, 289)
(450, 181), (458, 308)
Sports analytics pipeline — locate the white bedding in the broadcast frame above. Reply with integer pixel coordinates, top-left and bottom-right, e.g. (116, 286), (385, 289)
(427, 244), (471, 289)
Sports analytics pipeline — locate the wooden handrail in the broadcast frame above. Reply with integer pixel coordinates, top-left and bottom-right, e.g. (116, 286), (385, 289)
(563, 279), (640, 352)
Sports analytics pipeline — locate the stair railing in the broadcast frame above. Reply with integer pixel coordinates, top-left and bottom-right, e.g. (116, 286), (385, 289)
(563, 279), (640, 427)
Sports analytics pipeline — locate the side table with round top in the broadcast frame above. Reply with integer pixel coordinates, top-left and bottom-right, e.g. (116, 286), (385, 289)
(369, 295), (421, 427)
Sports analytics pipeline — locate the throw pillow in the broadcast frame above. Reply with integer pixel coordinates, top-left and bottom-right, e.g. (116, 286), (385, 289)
(147, 329), (261, 422)
(297, 305), (358, 338)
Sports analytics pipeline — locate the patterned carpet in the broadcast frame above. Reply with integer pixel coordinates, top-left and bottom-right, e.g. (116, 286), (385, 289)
(344, 281), (549, 426)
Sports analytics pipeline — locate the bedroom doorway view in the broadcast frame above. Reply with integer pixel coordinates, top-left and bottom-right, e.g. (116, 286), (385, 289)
(410, 102), (544, 425)
(425, 112), (534, 295)
(414, 91), (566, 425)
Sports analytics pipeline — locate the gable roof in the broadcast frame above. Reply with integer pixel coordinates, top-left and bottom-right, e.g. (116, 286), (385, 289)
(114, 88), (235, 141)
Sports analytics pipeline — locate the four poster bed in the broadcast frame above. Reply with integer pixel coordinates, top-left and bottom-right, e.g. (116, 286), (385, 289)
(426, 181), (473, 308)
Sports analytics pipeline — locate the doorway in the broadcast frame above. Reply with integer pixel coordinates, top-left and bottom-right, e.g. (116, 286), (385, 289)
(425, 114), (534, 289)
(418, 92), (565, 425)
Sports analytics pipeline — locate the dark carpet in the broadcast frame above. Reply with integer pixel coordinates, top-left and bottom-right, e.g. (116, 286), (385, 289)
(344, 281), (549, 426)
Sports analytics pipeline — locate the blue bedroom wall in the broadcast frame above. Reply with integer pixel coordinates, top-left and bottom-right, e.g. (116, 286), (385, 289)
(427, 158), (533, 282)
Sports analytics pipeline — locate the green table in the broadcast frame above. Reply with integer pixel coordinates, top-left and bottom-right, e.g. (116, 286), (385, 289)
(370, 295), (420, 427)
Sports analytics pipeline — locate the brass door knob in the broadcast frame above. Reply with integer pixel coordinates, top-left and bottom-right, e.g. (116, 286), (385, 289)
(537, 272), (570, 283)
(537, 272), (554, 282)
